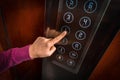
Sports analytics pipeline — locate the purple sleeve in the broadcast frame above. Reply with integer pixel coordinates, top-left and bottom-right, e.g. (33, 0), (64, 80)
(0, 45), (31, 73)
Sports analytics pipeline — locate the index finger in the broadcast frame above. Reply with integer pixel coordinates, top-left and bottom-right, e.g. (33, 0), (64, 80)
(49, 31), (67, 45)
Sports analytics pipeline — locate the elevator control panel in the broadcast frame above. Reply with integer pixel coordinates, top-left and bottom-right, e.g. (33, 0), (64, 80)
(48, 0), (111, 73)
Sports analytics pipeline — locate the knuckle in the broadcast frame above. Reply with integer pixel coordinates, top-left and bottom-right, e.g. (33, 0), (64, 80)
(54, 47), (57, 51)
(46, 52), (51, 57)
(38, 37), (42, 39)
(38, 37), (45, 40)
(46, 42), (51, 47)
(48, 54), (52, 57)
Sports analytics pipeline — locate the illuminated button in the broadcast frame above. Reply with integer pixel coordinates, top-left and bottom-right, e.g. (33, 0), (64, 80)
(67, 59), (75, 66)
(61, 25), (71, 34)
(69, 51), (78, 59)
(75, 30), (86, 40)
(79, 16), (91, 28)
(84, 0), (97, 13)
(66, 0), (78, 9)
(63, 12), (74, 23)
(57, 46), (65, 54)
(61, 38), (68, 45)
(72, 42), (82, 51)
(56, 55), (64, 61)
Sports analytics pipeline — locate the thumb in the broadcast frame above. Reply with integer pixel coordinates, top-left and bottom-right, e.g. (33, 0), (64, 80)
(49, 46), (56, 56)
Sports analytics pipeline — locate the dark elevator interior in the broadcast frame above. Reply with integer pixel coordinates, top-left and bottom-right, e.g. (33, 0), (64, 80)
(0, 0), (120, 80)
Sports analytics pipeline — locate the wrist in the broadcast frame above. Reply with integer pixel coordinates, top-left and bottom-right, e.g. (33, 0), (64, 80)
(29, 45), (35, 59)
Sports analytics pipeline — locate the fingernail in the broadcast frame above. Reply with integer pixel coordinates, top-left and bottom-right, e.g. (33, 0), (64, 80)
(63, 31), (67, 34)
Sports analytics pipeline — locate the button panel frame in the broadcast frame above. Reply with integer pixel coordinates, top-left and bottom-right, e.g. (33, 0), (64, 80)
(49, 0), (111, 73)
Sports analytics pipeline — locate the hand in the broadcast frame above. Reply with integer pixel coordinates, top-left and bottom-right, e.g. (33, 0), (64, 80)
(29, 31), (67, 59)
(45, 27), (61, 38)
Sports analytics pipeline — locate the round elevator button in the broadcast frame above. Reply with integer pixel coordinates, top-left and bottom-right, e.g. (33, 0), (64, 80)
(63, 12), (74, 23)
(84, 0), (97, 13)
(72, 42), (82, 51)
(69, 51), (78, 59)
(57, 46), (65, 54)
(61, 25), (71, 34)
(61, 38), (68, 45)
(75, 30), (86, 40)
(79, 16), (91, 28)
(56, 55), (64, 61)
(67, 59), (75, 66)
(66, 0), (78, 9)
